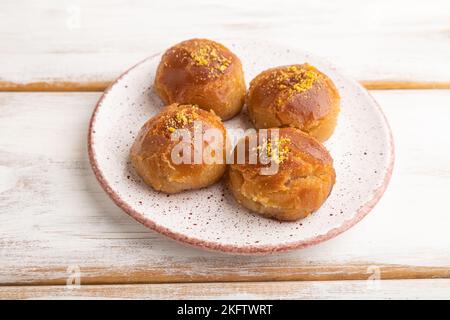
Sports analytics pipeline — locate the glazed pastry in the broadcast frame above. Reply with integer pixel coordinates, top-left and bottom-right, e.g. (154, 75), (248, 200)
(155, 39), (246, 120)
(130, 103), (227, 193)
(246, 64), (340, 142)
(228, 127), (335, 221)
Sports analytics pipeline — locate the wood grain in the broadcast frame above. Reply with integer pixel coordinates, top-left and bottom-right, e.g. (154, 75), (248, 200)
(1, 280), (450, 300)
(2, 80), (450, 92)
(1, 90), (450, 285)
(0, 0), (449, 88)
(0, 81), (110, 92)
(361, 81), (450, 90)
(2, 265), (449, 287)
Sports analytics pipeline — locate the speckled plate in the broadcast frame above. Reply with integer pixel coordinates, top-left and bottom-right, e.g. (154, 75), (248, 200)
(88, 40), (394, 254)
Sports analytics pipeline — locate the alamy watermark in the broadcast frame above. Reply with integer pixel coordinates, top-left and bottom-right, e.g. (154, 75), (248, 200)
(169, 122), (287, 175)
(366, 265), (381, 289)
(66, 265), (81, 289)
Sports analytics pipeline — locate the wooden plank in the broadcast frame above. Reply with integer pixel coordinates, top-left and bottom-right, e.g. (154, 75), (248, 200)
(0, 0), (449, 90)
(1, 280), (449, 300)
(0, 90), (450, 285)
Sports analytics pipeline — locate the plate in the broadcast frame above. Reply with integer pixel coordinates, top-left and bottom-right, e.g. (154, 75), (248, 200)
(88, 40), (394, 253)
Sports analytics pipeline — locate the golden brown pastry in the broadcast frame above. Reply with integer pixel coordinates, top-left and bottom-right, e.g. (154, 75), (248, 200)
(130, 103), (227, 194)
(246, 64), (340, 142)
(154, 39), (246, 120)
(228, 127), (335, 221)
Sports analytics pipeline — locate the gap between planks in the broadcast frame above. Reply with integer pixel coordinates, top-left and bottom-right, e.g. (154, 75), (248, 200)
(1, 264), (450, 287)
(1, 80), (450, 92)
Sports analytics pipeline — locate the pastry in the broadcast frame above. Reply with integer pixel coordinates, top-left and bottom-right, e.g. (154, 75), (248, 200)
(131, 103), (227, 193)
(246, 64), (340, 142)
(227, 127), (335, 221)
(155, 39), (246, 120)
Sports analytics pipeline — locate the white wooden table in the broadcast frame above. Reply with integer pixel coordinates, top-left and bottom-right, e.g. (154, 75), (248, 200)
(0, 0), (449, 299)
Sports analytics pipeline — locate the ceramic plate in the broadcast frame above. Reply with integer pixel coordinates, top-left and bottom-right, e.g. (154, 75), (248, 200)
(88, 40), (394, 254)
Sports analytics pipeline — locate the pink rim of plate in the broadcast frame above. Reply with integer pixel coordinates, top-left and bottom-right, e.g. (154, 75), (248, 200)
(87, 54), (395, 254)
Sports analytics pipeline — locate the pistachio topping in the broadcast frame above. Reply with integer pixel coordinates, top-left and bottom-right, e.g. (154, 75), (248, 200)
(258, 136), (291, 164)
(164, 105), (199, 133)
(188, 42), (232, 76)
(263, 64), (320, 106)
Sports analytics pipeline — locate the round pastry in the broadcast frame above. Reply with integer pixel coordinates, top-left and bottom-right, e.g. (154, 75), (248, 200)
(154, 39), (246, 120)
(130, 103), (227, 194)
(246, 64), (340, 142)
(228, 127), (335, 221)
